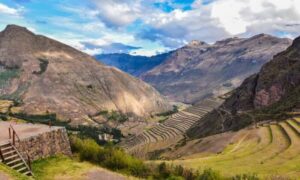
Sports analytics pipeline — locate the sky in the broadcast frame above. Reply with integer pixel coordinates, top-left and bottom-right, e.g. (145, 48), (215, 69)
(0, 0), (300, 56)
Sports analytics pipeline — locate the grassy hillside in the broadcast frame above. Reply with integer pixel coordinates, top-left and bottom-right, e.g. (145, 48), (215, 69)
(168, 118), (300, 179)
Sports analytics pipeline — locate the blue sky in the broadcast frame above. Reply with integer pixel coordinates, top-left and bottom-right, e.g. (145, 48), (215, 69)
(0, 0), (300, 56)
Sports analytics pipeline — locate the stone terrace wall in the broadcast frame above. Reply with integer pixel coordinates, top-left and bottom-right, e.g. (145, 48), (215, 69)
(15, 127), (72, 161)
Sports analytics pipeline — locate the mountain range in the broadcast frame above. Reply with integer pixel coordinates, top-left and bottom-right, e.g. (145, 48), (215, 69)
(0, 25), (171, 125)
(95, 52), (171, 76)
(97, 35), (292, 104)
(187, 35), (300, 139)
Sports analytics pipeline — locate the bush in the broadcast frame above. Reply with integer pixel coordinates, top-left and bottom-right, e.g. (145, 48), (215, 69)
(156, 105), (179, 117)
(232, 173), (259, 180)
(70, 136), (148, 177)
(196, 168), (222, 180)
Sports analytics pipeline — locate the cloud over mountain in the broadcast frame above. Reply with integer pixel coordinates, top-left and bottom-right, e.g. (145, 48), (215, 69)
(1, 0), (300, 56)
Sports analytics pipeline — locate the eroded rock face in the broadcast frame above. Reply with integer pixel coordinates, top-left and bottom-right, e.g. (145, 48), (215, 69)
(0, 25), (171, 125)
(254, 84), (284, 107)
(141, 34), (292, 103)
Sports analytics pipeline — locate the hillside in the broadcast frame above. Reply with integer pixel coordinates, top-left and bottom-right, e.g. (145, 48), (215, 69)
(166, 118), (300, 179)
(187, 35), (300, 139)
(141, 35), (292, 103)
(0, 25), (171, 125)
(95, 52), (171, 76)
(120, 97), (223, 159)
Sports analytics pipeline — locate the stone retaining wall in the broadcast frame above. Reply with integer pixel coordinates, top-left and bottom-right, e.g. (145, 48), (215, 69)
(15, 127), (72, 161)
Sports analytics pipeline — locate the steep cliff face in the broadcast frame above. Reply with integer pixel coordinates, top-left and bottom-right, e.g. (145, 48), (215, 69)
(0, 25), (171, 125)
(225, 36), (300, 112)
(187, 36), (300, 138)
(141, 35), (292, 103)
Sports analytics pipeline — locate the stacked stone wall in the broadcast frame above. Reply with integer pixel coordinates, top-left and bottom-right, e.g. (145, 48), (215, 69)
(15, 127), (71, 161)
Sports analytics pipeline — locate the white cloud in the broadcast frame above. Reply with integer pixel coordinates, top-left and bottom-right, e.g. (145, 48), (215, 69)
(210, 0), (300, 36)
(131, 48), (167, 56)
(137, 0), (300, 49)
(7, 0), (298, 56)
(211, 0), (249, 34)
(140, 3), (229, 46)
(89, 0), (143, 28)
(0, 3), (20, 16)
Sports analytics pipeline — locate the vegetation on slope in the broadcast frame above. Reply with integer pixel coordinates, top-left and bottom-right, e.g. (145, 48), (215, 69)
(94, 110), (129, 123)
(171, 119), (300, 179)
(69, 136), (263, 179)
(0, 68), (20, 89)
(0, 163), (30, 180)
(32, 156), (133, 180)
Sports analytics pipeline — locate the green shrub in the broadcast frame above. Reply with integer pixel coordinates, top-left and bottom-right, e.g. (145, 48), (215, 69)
(167, 175), (185, 180)
(95, 110), (129, 123)
(156, 105), (179, 116)
(158, 162), (170, 178)
(196, 168), (223, 180)
(79, 139), (102, 163)
(232, 173), (259, 180)
(70, 136), (148, 177)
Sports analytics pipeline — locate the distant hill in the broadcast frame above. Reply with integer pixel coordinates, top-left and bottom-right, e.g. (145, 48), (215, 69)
(0, 25), (171, 125)
(95, 52), (171, 76)
(141, 35), (292, 103)
(187, 35), (300, 139)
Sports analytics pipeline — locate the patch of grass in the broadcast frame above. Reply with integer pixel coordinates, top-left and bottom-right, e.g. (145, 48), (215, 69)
(0, 68), (20, 88)
(158, 116), (169, 123)
(32, 155), (115, 180)
(0, 163), (31, 180)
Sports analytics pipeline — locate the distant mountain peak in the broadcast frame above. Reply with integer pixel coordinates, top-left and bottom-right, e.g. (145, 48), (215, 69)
(187, 40), (208, 47)
(251, 33), (271, 38)
(214, 36), (243, 46)
(3, 24), (33, 35)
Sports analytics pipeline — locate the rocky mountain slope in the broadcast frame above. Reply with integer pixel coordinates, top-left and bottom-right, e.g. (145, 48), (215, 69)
(96, 52), (171, 76)
(141, 35), (292, 103)
(0, 25), (171, 125)
(187, 35), (300, 139)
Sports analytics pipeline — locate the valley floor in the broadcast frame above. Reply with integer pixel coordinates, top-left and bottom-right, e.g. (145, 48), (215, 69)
(165, 118), (300, 179)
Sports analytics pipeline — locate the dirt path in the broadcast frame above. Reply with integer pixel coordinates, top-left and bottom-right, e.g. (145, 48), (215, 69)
(53, 167), (128, 180)
(84, 168), (126, 180)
